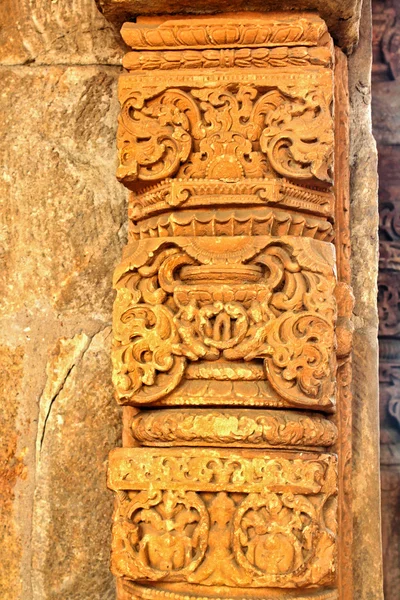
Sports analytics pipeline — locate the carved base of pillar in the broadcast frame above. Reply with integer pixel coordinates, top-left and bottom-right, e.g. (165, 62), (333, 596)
(118, 580), (339, 600)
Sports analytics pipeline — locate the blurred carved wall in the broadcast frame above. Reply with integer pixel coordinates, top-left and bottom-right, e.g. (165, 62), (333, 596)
(373, 1), (400, 597)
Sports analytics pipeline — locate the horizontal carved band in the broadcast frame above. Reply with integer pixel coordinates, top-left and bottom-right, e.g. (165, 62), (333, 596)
(109, 447), (337, 494)
(121, 15), (329, 51)
(131, 408), (338, 449)
(129, 208), (334, 242)
(118, 580), (339, 600)
(150, 378), (285, 408)
(128, 180), (334, 222)
(109, 448), (337, 587)
(123, 46), (333, 72)
(119, 68), (332, 93)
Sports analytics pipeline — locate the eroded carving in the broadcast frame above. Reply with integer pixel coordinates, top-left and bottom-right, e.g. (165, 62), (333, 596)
(109, 449), (337, 588)
(131, 408), (338, 448)
(380, 362), (400, 428)
(378, 271), (400, 337)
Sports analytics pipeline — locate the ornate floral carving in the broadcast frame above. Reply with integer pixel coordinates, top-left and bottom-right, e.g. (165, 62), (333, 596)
(108, 12), (349, 599)
(109, 448), (336, 495)
(259, 90), (333, 182)
(233, 491), (336, 586)
(112, 290), (186, 403)
(264, 313), (334, 407)
(112, 489), (209, 580)
(117, 90), (195, 183)
(123, 46), (333, 72)
(112, 237), (336, 408)
(109, 449), (337, 588)
(117, 84), (333, 187)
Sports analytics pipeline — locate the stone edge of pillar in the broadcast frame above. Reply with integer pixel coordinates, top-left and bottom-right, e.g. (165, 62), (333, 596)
(348, 0), (383, 598)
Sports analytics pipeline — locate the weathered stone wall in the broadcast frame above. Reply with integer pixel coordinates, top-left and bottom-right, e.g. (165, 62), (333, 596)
(0, 1), (382, 599)
(0, 3), (126, 599)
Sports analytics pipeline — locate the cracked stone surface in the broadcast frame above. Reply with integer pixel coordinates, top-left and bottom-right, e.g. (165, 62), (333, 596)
(0, 63), (125, 600)
(32, 327), (119, 600)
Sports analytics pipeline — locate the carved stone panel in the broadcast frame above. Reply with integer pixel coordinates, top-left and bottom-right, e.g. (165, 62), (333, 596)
(107, 12), (351, 600)
(109, 448), (338, 589)
(112, 236), (337, 409)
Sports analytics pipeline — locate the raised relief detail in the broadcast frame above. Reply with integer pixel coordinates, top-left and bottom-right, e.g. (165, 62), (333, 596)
(131, 408), (338, 448)
(123, 46), (333, 72)
(109, 449), (337, 588)
(117, 84), (333, 186)
(120, 14), (330, 51)
(108, 12), (350, 600)
(112, 236), (336, 409)
(378, 271), (400, 337)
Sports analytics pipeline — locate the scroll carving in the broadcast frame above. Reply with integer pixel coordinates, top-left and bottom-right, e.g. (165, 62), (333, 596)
(112, 236), (336, 409)
(131, 408), (338, 448)
(117, 85), (333, 186)
(108, 12), (352, 600)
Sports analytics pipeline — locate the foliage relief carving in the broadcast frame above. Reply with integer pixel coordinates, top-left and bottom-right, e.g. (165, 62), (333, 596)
(112, 237), (336, 408)
(117, 85), (333, 186)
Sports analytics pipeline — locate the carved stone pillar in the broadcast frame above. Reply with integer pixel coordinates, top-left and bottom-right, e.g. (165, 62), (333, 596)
(101, 10), (354, 600)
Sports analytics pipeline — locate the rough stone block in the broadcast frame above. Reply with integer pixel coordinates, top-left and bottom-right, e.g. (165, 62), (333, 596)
(0, 65), (126, 599)
(0, 0), (126, 66)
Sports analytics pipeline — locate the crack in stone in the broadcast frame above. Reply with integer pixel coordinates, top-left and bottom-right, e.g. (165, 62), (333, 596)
(38, 363), (75, 454)
(35, 332), (91, 462)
